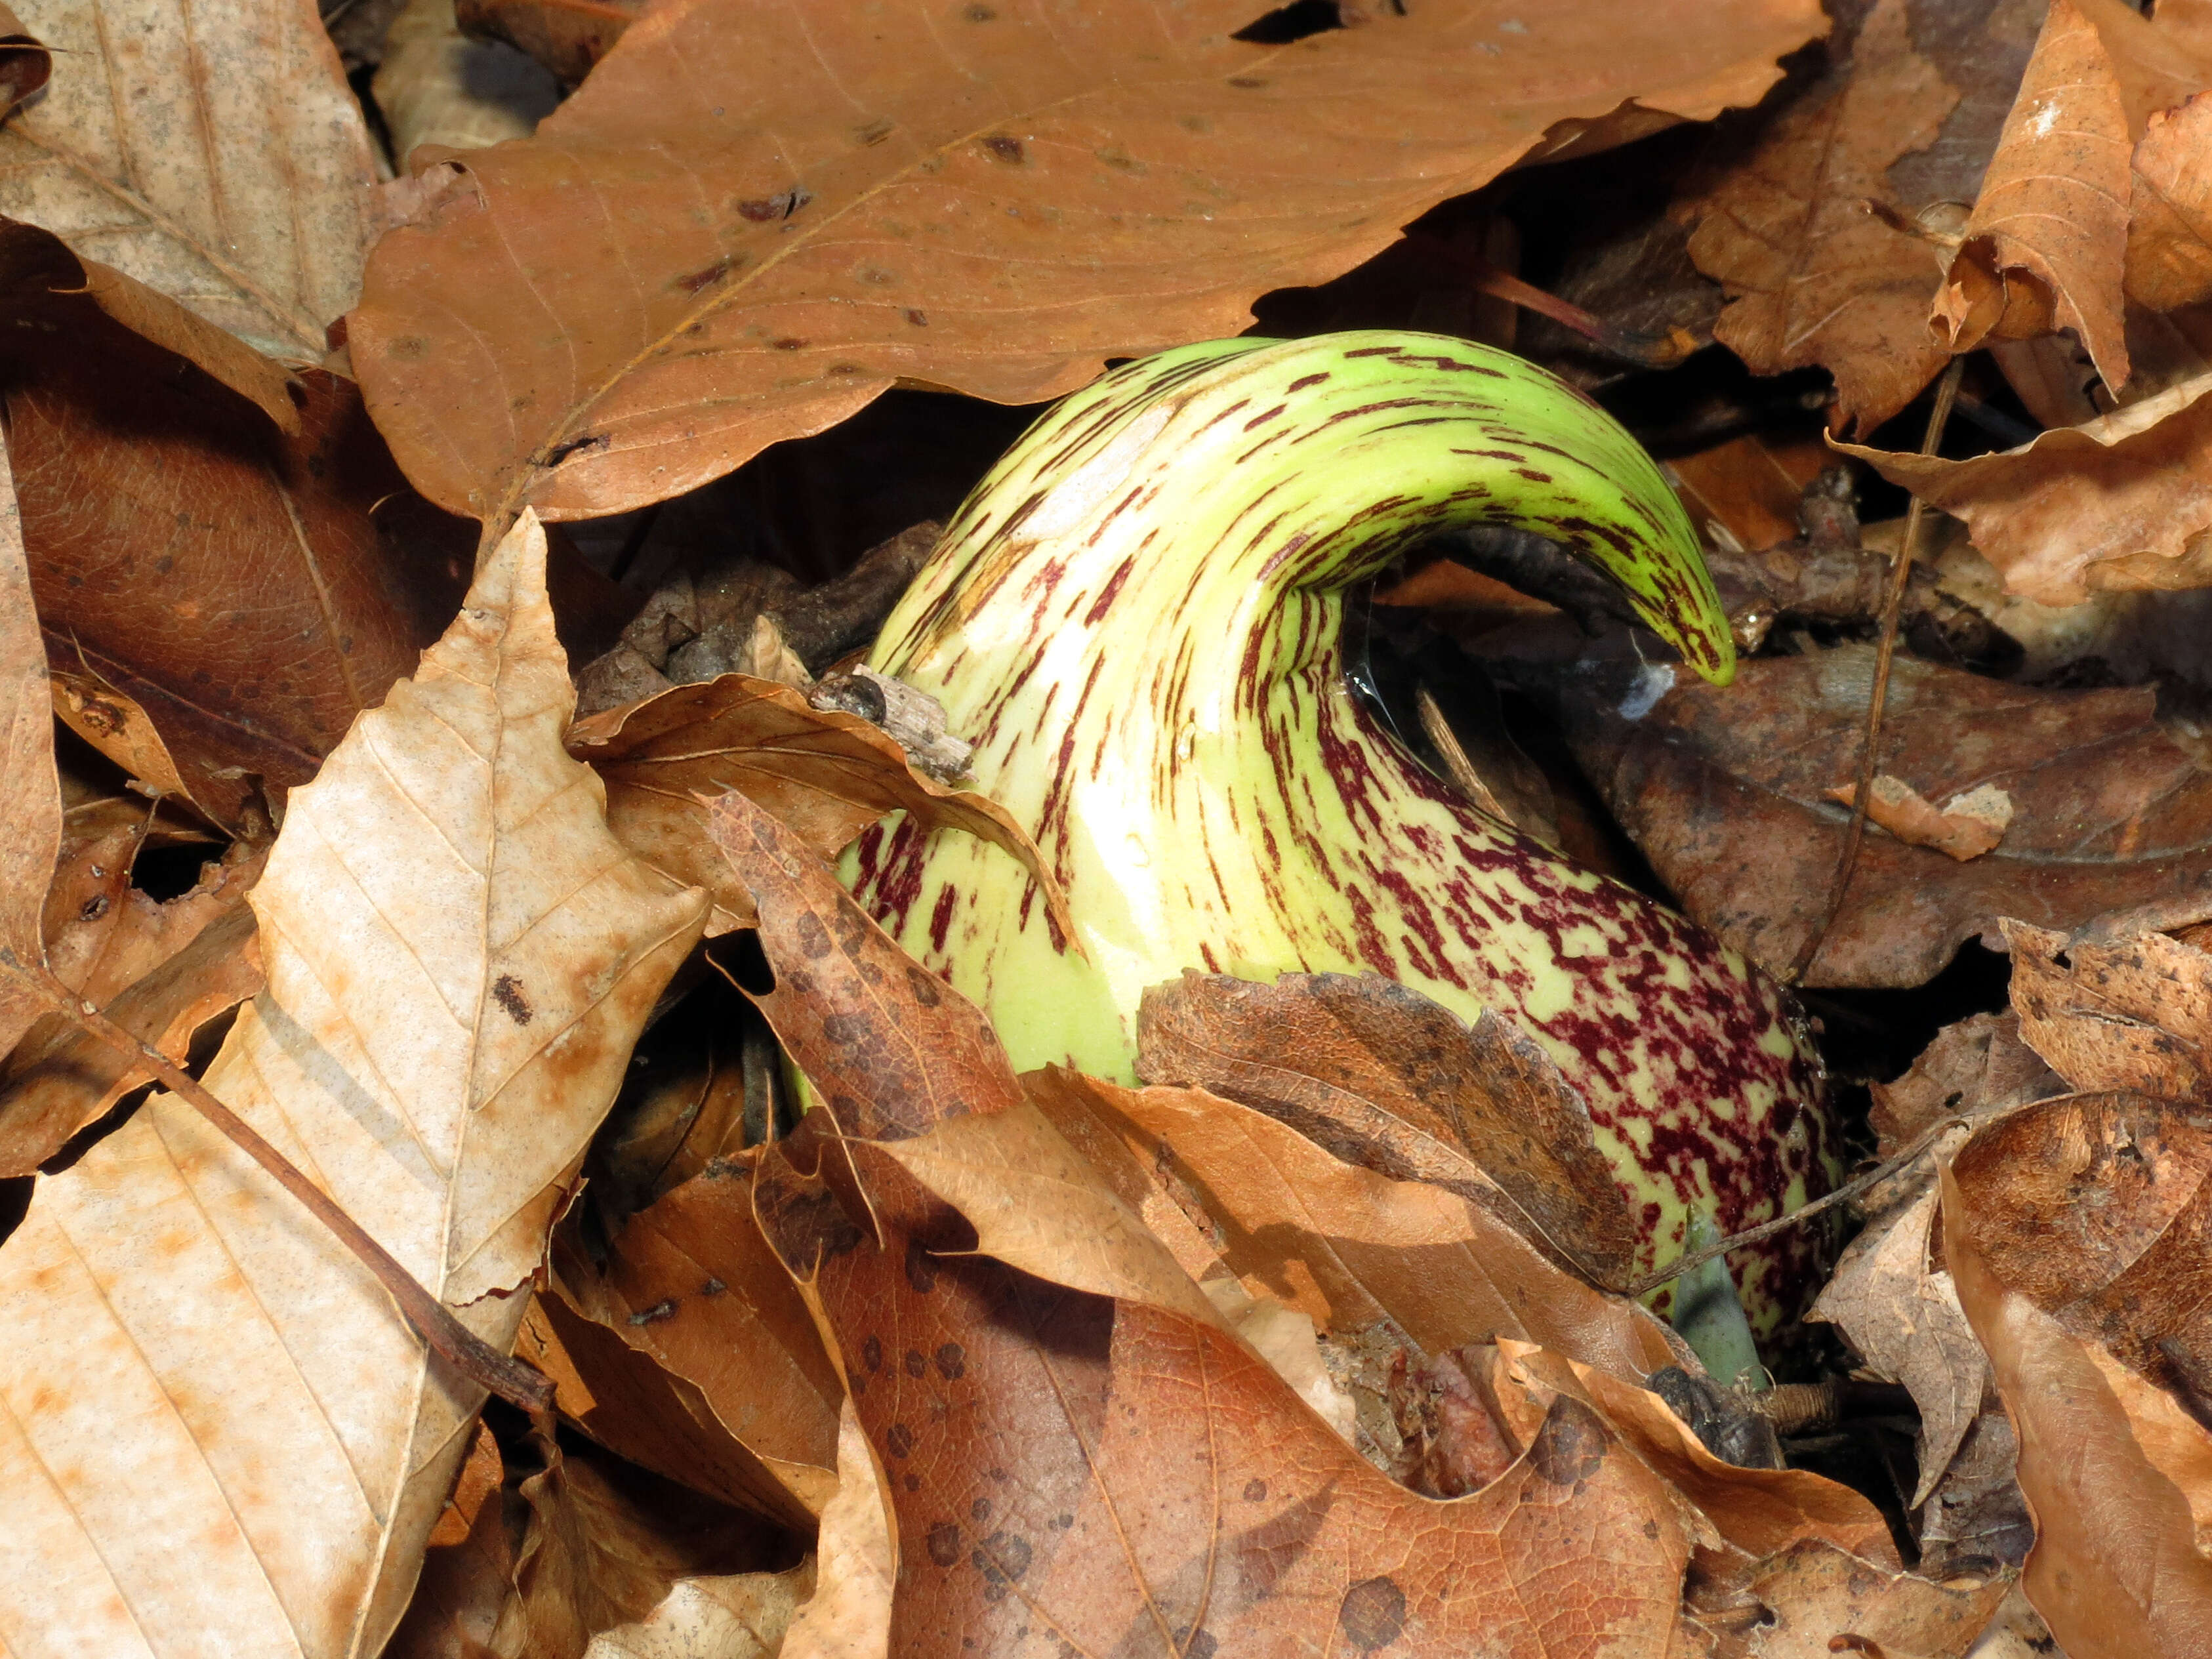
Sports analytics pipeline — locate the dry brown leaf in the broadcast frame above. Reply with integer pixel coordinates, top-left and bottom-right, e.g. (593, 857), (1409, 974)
(348, 0), (1823, 522)
(758, 1126), (1703, 1656)
(1839, 371), (2212, 605)
(1811, 1185), (1988, 1508)
(2127, 91), (2212, 310)
(1693, 1537), (2008, 1659)
(1944, 1095), (2212, 1658)
(0, 0), (377, 359)
(549, 1178), (844, 1526)
(1931, 0), (2134, 390)
(2003, 918), (2212, 1097)
(1496, 1342), (1898, 1566)
(1514, 638), (2212, 986)
(1063, 1067), (1681, 1385)
(0, 420), (57, 1060)
(49, 668), (201, 812)
(570, 672), (1067, 940)
(522, 1287), (830, 1528)
(1136, 969), (1641, 1288)
(1819, 774), (2013, 861)
(0, 516), (709, 1656)
(1867, 1011), (2060, 1159)
(2, 228), (474, 827)
(1687, 0), (1958, 434)
(0, 893), (262, 1176)
(582, 1567), (811, 1659)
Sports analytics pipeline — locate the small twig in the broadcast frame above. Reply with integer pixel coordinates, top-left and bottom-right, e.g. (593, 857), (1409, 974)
(1402, 233), (1698, 368)
(30, 969), (551, 1412)
(1790, 357), (1965, 985)
(1624, 1109), (1973, 1300)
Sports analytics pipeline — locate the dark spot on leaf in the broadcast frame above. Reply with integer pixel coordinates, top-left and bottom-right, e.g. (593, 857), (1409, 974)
(79, 894), (108, 922)
(772, 337), (808, 352)
(928, 1522), (962, 1565)
(905, 1348), (927, 1377)
(906, 964), (942, 1007)
(544, 433), (608, 467)
(1181, 1629), (1218, 1659)
(1528, 1395), (1609, 1487)
(1227, 75), (1266, 87)
(794, 912), (832, 958)
(863, 1334), (884, 1373)
(971, 1496), (991, 1521)
(1338, 1578), (1406, 1651)
(966, 3), (996, 16)
(492, 973), (533, 1024)
(937, 1342), (966, 1378)
(906, 1237), (939, 1292)
(981, 134), (1025, 165)
(737, 188), (812, 221)
(887, 1422), (914, 1458)
(830, 1092), (865, 1120)
(674, 255), (735, 293)
(853, 117), (895, 146)
(972, 1530), (1032, 1593)
(626, 1298), (677, 1326)
(702, 1277), (726, 1295)
(390, 335), (429, 360)
(906, 308), (929, 327)
(820, 1013), (862, 1044)
(1242, 1478), (1267, 1502)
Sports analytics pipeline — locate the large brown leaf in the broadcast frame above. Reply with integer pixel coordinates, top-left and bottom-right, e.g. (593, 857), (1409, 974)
(0, 0), (377, 359)
(1839, 371), (2212, 605)
(1944, 1092), (2212, 1657)
(1686, 0), (1957, 434)
(570, 672), (1069, 940)
(0, 222), (474, 826)
(0, 517), (709, 1656)
(349, 0), (1823, 522)
(1513, 638), (2212, 987)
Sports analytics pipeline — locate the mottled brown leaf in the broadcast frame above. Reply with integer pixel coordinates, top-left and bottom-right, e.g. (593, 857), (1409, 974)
(2003, 919), (2212, 1098)
(1523, 639), (2212, 986)
(350, 0), (1823, 522)
(756, 1133), (1700, 1658)
(0, 0), (377, 359)
(0, 418), (56, 1059)
(1696, 1537), (2007, 1659)
(571, 672), (1069, 941)
(1839, 373), (2212, 606)
(1687, 0), (1957, 433)
(702, 787), (1021, 1141)
(0, 225), (474, 827)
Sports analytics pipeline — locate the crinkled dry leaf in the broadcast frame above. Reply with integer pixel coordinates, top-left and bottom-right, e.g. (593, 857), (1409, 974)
(1840, 371), (2212, 606)
(1868, 1011), (2059, 1157)
(350, 0), (1823, 521)
(1515, 638), (2212, 986)
(1811, 1185), (1988, 1508)
(1, 228), (474, 827)
(374, 0), (559, 162)
(1931, 0), (2134, 389)
(0, 517), (709, 1656)
(1820, 775), (2013, 861)
(0, 421), (56, 1058)
(1064, 1067), (1680, 1383)
(1136, 970), (1641, 1287)
(571, 672), (1067, 940)
(1694, 1536), (2007, 1659)
(582, 1567), (811, 1659)
(2003, 919), (2212, 1097)
(2128, 91), (2212, 310)
(49, 668), (200, 813)
(1944, 1097), (2212, 1658)
(0, 0), (377, 359)
(1687, 0), (1957, 434)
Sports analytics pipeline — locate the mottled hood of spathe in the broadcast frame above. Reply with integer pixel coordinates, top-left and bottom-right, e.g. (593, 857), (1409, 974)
(846, 332), (1833, 1333)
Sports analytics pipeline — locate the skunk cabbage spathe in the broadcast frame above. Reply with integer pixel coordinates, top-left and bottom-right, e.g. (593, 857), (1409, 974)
(847, 333), (1833, 1324)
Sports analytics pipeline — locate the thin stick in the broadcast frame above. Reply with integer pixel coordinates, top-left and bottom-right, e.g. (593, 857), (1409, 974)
(36, 972), (552, 1412)
(1623, 1111), (1973, 1300)
(1790, 357), (1965, 984)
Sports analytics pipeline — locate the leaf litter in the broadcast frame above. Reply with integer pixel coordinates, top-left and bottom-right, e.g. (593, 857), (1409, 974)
(8, 0), (2212, 1652)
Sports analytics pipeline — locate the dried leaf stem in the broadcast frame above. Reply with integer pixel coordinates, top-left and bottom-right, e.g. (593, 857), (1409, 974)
(23, 964), (552, 1412)
(1790, 355), (1965, 983)
(1623, 1108), (1973, 1300)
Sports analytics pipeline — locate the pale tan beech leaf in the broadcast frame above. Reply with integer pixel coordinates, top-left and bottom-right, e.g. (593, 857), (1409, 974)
(0, 423), (58, 1058)
(348, 0), (1825, 521)
(0, 515), (709, 1659)
(0, 0), (379, 359)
